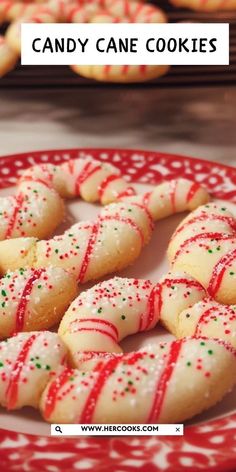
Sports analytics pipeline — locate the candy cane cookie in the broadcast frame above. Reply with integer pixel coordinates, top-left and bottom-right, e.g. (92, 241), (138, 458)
(170, 0), (236, 11)
(58, 273), (207, 366)
(0, 267), (78, 339)
(71, 0), (169, 83)
(177, 299), (236, 348)
(0, 179), (64, 240)
(0, 202), (153, 280)
(120, 178), (210, 221)
(0, 36), (18, 77)
(40, 338), (236, 424)
(6, 9), (57, 54)
(0, 331), (67, 410)
(168, 203), (236, 305)
(21, 157), (136, 204)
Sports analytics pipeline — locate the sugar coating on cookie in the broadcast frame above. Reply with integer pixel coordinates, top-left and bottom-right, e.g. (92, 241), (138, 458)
(120, 179), (210, 221)
(0, 266), (78, 339)
(177, 299), (236, 347)
(40, 338), (236, 424)
(0, 331), (67, 410)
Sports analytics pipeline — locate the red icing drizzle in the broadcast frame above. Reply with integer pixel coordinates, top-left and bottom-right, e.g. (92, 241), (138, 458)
(98, 175), (120, 200)
(100, 214), (144, 244)
(75, 161), (101, 196)
(20, 176), (52, 189)
(14, 269), (45, 334)
(169, 180), (178, 213)
(131, 202), (154, 232)
(77, 222), (100, 283)
(155, 277), (205, 317)
(139, 286), (158, 331)
(194, 306), (216, 336)
(186, 182), (201, 203)
(70, 318), (119, 344)
(79, 356), (121, 423)
(147, 340), (183, 422)
(116, 187), (136, 199)
(173, 232), (235, 263)
(6, 333), (38, 410)
(44, 368), (74, 419)
(5, 193), (24, 239)
(173, 213), (236, 240)
(208, 248), (236, 297)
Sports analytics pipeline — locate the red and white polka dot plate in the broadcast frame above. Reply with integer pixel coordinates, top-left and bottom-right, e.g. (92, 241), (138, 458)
(0, 148), (235, 472)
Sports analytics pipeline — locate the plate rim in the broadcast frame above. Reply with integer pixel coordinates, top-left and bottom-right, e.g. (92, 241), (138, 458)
(0, 147), (235, 472)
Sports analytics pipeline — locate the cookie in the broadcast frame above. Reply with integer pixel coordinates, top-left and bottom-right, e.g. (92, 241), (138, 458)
(71, 0), (168, 84)
(0, 36), (18, 78)
(0, 331), (67, 410)
(177, 299), (236, 348)
(40, 337), (236, 424)
(0, 202), (153, 281)
(156, 271), (206, 336)
(171, 0), (236, 11)
(121, 178), (210, 221)
(0, 267), (78, 339)
(168, 203), (236, 304)
(21, 157), (135, 204)
(0, 180), (64, 240)
(58, 273), (207, 365)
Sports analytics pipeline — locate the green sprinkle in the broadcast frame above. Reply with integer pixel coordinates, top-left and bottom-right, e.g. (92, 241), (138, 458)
(171, 286), (176, 290)
(200, 341), (205, 346)
(36, 363), (41, 369)
(55, 249), (59, 254)
(122, 298), (126, 301)
(128, 380), (133, 385)
(97, 307), (102, 314)
(37, 285), (42, 289)
(208, 249), (213, 254)
(186, 361), (191, 366)
(76, 246), (80, 249)
(70, 376), (74, 381)
(1, 290), (6, 297)
(128, 209), (132, 212)
(1, 302), (5, 308)
(125, 388), (129, 392)
(221, 207), (226, 211)
(230, 271), (235, 276)
(0, 362), (4, 367)
(208, 350), (213, 355)
(68, 234), (73, 237)
(216, 246), (221, 251)
(45, 365), (51, 370)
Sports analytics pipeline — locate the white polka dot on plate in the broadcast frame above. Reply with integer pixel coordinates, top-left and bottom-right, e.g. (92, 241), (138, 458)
(1, 167), (10, 175)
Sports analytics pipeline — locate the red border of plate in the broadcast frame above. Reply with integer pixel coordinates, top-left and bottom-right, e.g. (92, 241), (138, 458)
(0, 148), (236, 472)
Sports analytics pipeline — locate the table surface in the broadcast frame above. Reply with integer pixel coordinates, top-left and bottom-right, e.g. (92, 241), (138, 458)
(0, 85), (235, 167)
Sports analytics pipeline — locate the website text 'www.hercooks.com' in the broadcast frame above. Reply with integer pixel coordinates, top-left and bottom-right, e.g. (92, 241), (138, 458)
(51, 424), (184, 436)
